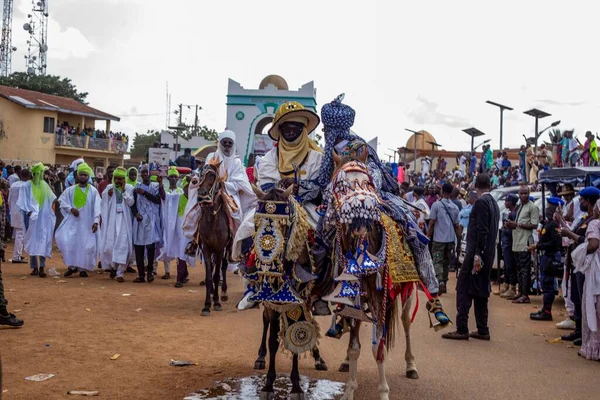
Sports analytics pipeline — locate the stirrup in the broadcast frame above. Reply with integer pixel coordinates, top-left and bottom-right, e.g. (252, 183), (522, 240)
(325, 316), (350, 339)
(425, 298), (453, 332)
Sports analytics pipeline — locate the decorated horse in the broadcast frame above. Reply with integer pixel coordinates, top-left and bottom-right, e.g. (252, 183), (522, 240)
(185, 160), (232, 316)
(246, 182), (326, 400)
(322, 147), (423, 400)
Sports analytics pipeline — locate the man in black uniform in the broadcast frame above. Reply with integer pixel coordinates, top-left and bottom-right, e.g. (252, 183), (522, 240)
(0, 257), (24, 327)
(530, 197), (564, 321)
(442, 173), (500, 341)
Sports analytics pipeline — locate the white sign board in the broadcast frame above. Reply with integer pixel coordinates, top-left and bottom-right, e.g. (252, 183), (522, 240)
(148, 148), (171, 176)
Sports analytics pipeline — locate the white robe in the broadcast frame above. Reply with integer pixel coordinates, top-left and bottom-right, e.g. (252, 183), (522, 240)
(206, 151), (256, 228)
(99, 184), (135, 267)
(132, 182), (162, 246)
(232, 147), (323, 259)
(157, 188), (195, 265)
(55, 185), (101, 271)
(8, 180), (26, 229)
(17, 181), (56, 258)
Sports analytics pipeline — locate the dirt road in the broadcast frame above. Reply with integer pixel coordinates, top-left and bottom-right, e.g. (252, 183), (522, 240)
(1, 243), (599, 399)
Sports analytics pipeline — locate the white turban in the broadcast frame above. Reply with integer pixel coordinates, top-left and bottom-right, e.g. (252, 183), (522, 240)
(70, 158), (84, 171)
(219, 130), (236, 144)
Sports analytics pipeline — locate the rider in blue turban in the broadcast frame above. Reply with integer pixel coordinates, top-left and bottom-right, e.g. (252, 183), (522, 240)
(317, 94), (451, 335)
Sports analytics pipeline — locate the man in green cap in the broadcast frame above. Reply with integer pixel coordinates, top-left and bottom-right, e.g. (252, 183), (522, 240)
(56, 162), (101, 278)
(16, 162), (56, 278)
(157, 167), (194, 286)
(99, 167), (135, 282)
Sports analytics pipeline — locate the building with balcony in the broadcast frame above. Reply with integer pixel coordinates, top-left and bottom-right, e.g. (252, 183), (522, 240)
(0, 85), (124, 170)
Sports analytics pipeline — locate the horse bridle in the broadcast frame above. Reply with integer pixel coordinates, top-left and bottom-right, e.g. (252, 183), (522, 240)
(197, 164), (221, 208)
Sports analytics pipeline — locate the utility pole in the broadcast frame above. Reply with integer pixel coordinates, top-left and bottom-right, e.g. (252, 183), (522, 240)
(194, 104), (199, 135)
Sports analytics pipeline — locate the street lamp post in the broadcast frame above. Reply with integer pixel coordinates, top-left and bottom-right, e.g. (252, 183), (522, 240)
(474, 138), (491, 151)
(486, 100), (513, 151)
(426, 140), (442, 165)
(387, 148), (399, 164)
(523, 108), (551, 154)
(405, 128), (422, 171)
(463, 127), (486, 153)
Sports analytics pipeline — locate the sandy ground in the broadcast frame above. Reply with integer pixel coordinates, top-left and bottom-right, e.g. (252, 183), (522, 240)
(1, 241), (599, 400)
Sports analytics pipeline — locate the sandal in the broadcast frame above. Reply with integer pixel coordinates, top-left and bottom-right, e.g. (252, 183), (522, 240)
(133, 277), (145, 283)
(161, 273), (171, 280)
(175, 282), (183, 288)
(30, 268), (39, 276)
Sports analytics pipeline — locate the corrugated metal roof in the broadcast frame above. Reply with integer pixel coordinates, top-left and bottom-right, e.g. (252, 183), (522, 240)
(0, 85), (120, 121)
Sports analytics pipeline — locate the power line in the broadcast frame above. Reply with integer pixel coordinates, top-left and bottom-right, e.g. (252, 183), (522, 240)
(120, 111), (176, 117)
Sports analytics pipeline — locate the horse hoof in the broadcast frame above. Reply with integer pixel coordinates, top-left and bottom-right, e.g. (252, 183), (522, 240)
(260, 391), (274, 400)
(406, 369), (419, 379)
(221, 294), (229, 302)
(338, 362), (349, 372)
(253, 359), (266, 370)
(315, 359), (328, 371)
(201, 308), (210, 317)
(289, 393), (306, 400)
(213, 303), (223, 311)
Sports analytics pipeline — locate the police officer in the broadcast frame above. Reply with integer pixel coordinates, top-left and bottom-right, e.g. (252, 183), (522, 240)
(530, 197), (564, 321)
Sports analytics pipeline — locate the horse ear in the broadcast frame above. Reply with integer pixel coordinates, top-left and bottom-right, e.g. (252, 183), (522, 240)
(332, 150), (342, 167)
(282, 183), (294, 200)
(214, 160), (222, 170)
(251, 184), (266, 200)
(358, 145), (368, 163)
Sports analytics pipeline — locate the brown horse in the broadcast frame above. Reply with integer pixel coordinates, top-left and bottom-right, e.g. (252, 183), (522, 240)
(325, 148), (418, 400)
(249, 183), (327, 400)
(250, 182), (328, 376)
(189, 162), (232, 317)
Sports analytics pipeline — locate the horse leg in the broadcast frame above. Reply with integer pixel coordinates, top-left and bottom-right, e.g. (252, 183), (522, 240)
(371, 331), (390, 400)
(201, 249), (213, 316)
(402, 293), (418, 379)
(260, 310), (279, 400)
(339, 355), (350, 372)
(212, 253), (222, 311)
(254, 307), (269, 370)
(220, 256), (228, 302)
(311, 346), (328, 371)
(340, 320), (361, 400)
(289, 353), (305, 400)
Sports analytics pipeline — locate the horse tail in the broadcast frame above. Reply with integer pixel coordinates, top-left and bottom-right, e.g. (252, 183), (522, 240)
(385, 296), (399, 352)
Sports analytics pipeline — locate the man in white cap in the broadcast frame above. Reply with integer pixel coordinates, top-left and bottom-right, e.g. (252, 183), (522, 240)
(65, 158), (84, 188)
(204, 130), (256, 232)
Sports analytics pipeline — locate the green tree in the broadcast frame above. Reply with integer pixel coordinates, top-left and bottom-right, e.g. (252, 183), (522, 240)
(130, 130), (161, 159)
(0, 72), (89, 103)
(177, 125), (218, 141)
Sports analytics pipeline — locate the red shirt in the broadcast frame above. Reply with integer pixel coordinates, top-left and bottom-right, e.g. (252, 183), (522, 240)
(97, 179), (110, 196)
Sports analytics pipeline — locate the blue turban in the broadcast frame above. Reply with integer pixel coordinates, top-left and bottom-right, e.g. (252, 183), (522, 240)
(319, 94), (399, 195)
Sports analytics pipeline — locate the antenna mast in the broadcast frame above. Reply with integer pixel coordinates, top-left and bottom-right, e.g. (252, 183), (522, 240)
(23, 0), (49, 75)
(0, 0), (16, 77)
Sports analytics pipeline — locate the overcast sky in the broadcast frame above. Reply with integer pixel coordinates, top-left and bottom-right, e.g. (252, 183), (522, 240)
(4, 0), (600, 159)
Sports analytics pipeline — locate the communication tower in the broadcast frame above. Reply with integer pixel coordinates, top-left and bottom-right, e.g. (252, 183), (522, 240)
(23, 0), (49, 75)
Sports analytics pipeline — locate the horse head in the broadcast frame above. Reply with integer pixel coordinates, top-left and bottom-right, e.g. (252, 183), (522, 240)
(328, 142), (381, 243)
(197, 160), (223, 206)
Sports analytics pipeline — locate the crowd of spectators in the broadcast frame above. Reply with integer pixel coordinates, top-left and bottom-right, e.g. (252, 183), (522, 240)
(54, 122), (129, 152)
